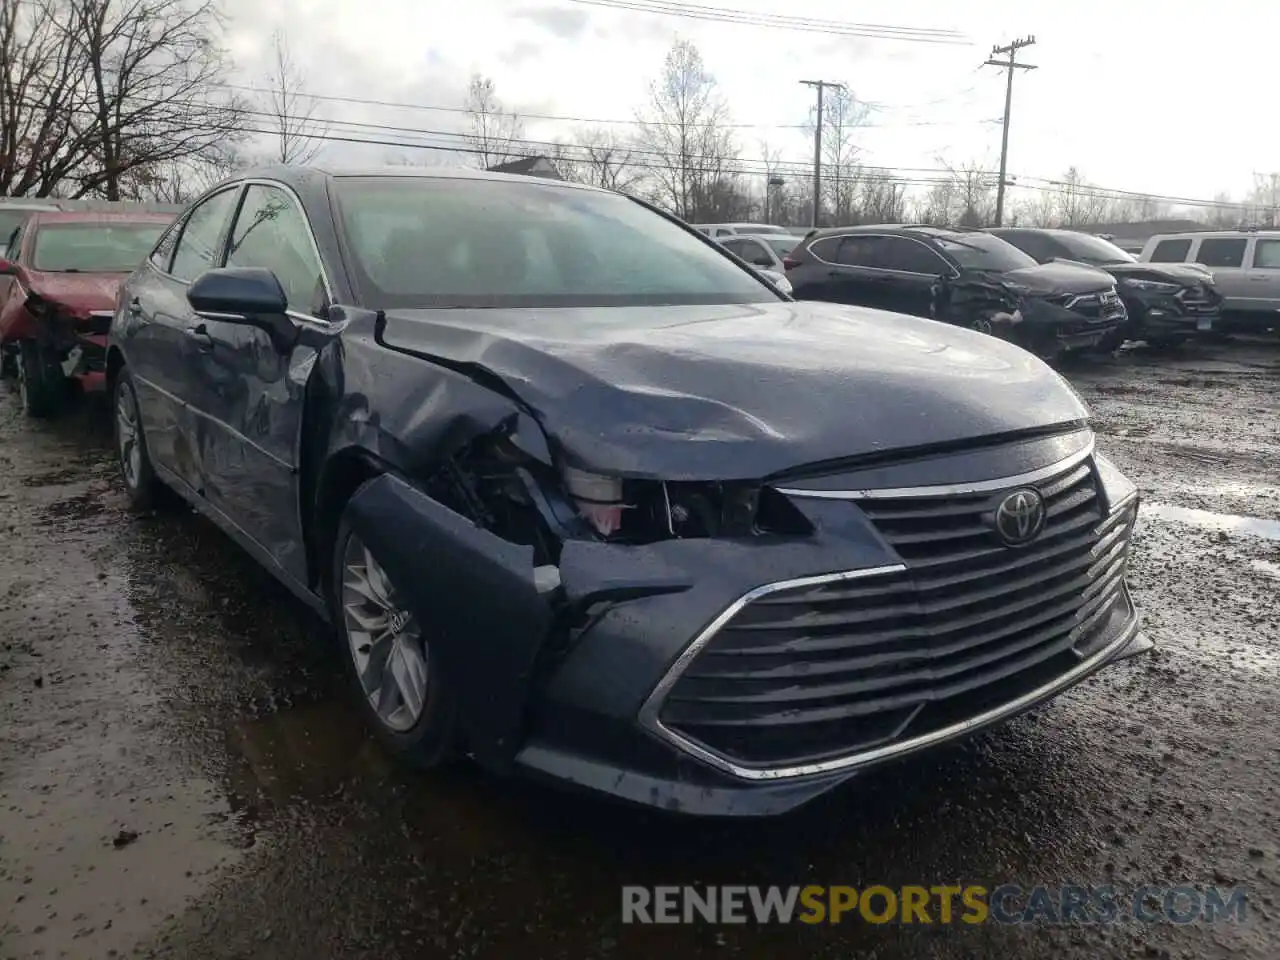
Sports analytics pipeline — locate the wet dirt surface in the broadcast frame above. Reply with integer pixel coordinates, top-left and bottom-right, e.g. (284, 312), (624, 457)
(2, 339), (1278, 959)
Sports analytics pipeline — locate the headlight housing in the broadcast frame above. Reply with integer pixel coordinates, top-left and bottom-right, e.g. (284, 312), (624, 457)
(1121, 277), (1180, 294)
(1094, 452), (1138, 514)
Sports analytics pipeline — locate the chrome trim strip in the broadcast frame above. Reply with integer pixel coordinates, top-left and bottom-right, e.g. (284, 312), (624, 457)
(776, 435), (1096, 500)
(639, 574), (1140, 782)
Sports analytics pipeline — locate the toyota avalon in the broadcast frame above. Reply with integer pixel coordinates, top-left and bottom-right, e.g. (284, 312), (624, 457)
(107, 166), (1149, 816)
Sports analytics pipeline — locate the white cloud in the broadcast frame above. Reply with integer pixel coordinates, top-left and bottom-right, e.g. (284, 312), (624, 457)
(219, 0), (1276, 201)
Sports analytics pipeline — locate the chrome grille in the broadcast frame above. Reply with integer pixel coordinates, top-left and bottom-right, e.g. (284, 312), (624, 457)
(1065, 290), (1126, 323)
(1175, 284), (1221, 313)
(657, 458), (1137, 768)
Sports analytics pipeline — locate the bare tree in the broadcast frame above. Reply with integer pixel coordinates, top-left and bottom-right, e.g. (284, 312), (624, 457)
(58, 0), (247, 199)
(556, 126), (641, 192)
(0, 0), (84, 196)
(941, 160), (996, 226)
(1017, 188), (1060, 227)
(1055, 167), (1109, 227)
(261, 29), (324, 165)
(1203, 191), (1242, 228)
(464, 74), (525, 170)
(859, 173), (906, 223)
(803, 85), (867, 225)
(1246, 173), (1280, 227)
(635, 39), (740, 221)
(134, 144), (244, 202)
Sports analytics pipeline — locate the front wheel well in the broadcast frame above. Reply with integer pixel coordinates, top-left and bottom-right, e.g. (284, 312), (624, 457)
(309, 450), (385, 593)
(105, 346), (125, 393)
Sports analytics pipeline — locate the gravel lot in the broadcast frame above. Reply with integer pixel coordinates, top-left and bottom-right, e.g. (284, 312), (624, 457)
(1, 339), (1278, 960)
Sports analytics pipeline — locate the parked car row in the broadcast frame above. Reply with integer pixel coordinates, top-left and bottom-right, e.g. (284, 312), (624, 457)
(705, 221), (1239, 358)
(2, 169), (1149, 818)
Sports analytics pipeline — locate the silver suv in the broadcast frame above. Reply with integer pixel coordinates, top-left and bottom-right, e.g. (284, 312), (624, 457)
(1140, 230), (1280, 331)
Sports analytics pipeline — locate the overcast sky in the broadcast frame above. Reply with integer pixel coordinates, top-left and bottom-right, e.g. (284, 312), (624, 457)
(221, 0), (1272, 206)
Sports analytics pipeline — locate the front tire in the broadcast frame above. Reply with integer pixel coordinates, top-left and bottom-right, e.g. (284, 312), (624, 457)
(113, 368), (160, 510)
(330, 507), (457, 767)
(17, 339), (63, 418)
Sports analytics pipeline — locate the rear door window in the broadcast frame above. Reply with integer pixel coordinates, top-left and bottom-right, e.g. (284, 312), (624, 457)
(721, 238), (748, 258)
(1252, 239), (1280, 269)
(1149, 238), (1192, 263)
(1194, 238), (1247, 268)
(834, 236), (880, 267)
(807, 237), (841, 263)
(878, 236), (947, 274)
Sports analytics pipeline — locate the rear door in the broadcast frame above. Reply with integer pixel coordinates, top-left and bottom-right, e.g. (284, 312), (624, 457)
(1242, 236), (1280, 313)
(124, 186), (241, 491)
(188, 182), (332, 582)
(872, 235), (950, 317)
(1192, 237), (1251, 311)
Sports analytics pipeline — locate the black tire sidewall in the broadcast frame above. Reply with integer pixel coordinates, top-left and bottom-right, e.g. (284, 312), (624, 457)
(328, 507), (456, 765)
(18, 340), (61, 418)
(113, 369), (156, 510)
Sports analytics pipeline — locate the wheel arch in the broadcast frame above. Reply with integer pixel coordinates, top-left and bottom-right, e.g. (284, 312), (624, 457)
(304, 445), (395, 595)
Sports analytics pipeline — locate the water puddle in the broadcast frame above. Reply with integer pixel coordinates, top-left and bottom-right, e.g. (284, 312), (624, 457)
(1250, 559), (1280, 579)
(1141, 502), (1280, 542)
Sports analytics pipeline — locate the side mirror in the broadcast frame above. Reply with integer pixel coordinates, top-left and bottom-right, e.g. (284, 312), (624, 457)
(187, 267), (297, 352)
(751, 256), (774, 268)
(0, 257), (16, 275)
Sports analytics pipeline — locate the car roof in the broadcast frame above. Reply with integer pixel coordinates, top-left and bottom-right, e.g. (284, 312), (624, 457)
(232, 163), (606, 194)
(805, 223), (972, 241)
(27, 210), (176, 225)
(1146, 229), (1280, 241)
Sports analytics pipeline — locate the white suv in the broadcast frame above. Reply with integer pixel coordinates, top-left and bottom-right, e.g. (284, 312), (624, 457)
(1140, 230), (1280, 330)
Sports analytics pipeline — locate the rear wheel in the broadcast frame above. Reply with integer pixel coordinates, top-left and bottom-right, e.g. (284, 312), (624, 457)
(330, 507), (457, 767)
(17, 339), (63, 418)
(113, 368), (160, 510)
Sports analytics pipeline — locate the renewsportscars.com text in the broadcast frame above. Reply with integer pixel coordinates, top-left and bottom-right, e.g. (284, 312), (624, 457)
(621, 884), (1249, 925)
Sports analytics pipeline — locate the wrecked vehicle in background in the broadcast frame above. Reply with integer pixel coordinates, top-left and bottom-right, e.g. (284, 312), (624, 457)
(989, 227), (1223, 348)
(108, 167), (1149, 816)
(0, 211), (174, 416)
(785, 225), (1127, 361)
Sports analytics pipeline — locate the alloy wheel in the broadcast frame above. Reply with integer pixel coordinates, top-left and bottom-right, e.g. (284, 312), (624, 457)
(116, 382), (142, 489)
(341, 534), (428, 733)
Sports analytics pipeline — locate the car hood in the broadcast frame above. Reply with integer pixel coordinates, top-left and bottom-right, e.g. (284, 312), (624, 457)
(1000, 261), (1116, 296)
(1089, 261), (1213, 285)
(25, 271), (126, 315)
(377, 300), (1088, 480)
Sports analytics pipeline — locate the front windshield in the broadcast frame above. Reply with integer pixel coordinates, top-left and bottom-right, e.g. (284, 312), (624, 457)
(33, 222), (168, 272)
(934, 233), (1038, 272)
(1053, 232), (1137, 265)
(334, 177), (779, 309)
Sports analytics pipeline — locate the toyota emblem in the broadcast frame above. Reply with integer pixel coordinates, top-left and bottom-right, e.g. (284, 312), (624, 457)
(992, 488), (1046, 547)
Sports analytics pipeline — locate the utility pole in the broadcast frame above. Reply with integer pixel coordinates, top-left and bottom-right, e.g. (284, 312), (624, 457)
(800, 79), (844, 229)
(985, 36), (1036, 227)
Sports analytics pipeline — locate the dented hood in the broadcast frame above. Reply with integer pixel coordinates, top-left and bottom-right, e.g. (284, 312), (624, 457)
(377, 301), (1088, 480)
(1001, 261), (1116, 296)
(26, 270), (125, 316)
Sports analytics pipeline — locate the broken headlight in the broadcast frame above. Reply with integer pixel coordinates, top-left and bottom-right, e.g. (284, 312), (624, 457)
(560, 467), (812, 542)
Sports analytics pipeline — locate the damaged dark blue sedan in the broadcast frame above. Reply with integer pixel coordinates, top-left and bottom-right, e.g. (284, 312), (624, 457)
(107, 167), (1150, 816)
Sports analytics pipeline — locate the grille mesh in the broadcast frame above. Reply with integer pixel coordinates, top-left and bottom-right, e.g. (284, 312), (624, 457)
(659, 458), (1136, 767)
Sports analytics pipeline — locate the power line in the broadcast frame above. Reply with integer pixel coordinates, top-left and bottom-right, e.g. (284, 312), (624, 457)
(211, 81), (982, 132)
(984, 34), (1037, 226)
(561, 0), (968, 44)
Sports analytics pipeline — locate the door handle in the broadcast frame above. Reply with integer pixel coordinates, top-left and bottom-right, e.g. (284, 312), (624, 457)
(185, 326), (213, 350)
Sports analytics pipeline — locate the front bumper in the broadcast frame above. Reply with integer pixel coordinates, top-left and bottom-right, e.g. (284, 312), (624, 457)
(1122, 288), (1222, 340)
(1018, 296), (1126, 357)
(514, 447), (1144, 816)
(517, 594), (1146, 816)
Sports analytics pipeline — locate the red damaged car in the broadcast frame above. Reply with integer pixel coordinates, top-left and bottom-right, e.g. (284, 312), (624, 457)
(0, 210), (173, 416)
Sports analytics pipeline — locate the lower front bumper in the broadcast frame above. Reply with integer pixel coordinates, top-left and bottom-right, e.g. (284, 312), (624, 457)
(517, 584), (1148, 817)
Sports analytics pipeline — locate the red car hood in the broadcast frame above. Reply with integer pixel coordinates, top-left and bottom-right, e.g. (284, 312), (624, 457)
(26, 271), (128, 317)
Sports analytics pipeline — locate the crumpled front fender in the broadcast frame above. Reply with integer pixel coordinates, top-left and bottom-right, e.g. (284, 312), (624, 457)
(344, 473), (552, 767)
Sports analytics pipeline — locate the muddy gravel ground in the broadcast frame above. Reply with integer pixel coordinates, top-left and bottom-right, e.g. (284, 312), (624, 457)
(2, 339), (1278, 960)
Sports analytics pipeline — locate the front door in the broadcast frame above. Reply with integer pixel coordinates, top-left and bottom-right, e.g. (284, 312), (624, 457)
(187, 183), (332, 584)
